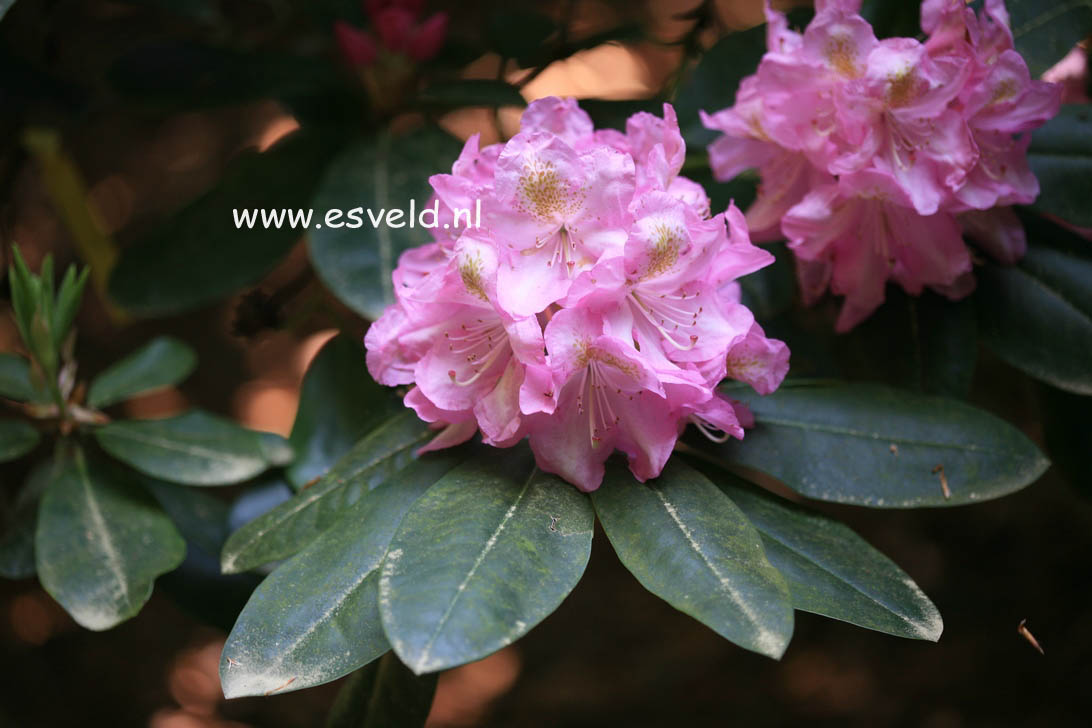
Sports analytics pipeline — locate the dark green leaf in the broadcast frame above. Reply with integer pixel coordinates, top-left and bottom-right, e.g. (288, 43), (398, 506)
(0, 460), (52, 579)
(859, 0), (922, 39)
(326, 654), (437, 728)
(698, 464), (942, 641)
(94, 409), (292, 486)
(0, 1), (17, 22)
(1008, 0), (1092, 77)
(88, 336), (197, 409)
(913, 294), (977, 398)
(738, 241), (796, 321)
(220, 454), (462, 698)
(109, 130), (342, 317)
(222, 410), (430, 574)
(591, 460), (793, 658)
(51, 264), (88, 353)
(705, 381), (1050, 507)
(977, 217), (1092, 395)
(308, 126), (463, 320)
(0, 418), (39, 463)
(286, 335), (404, 489)
(0, 353), (47, 402)
(418, 80), (526, 109)
(674, 25), (766, 148)
(580, 99), (663, 131)
(486, 9), (556, 63)
(1029, 105), (1092, 228)
(380, 449), (594, 674)
(35, 446), (185, 630)
(141, 477), (231, 557)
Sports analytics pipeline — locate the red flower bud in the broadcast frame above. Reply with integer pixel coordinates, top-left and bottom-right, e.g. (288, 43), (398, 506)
(373, 6), (416, 53)
(407, 12), (447, 62)
(334, 20), (377, 68)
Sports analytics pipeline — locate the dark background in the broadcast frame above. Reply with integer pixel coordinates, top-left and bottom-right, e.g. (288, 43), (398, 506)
(1, 0), (1090, 725)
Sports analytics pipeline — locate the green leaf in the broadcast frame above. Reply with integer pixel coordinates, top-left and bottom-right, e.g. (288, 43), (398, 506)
(35, 445), (185, 630)
(0, 460), (52, 579)
(88, 336), (197, 409)
(0, 418), (39, 463)
(109, 130), (342, 317)
(977, 217), (1092, 395)
(0, 352), (47, 402)
(141, 477), (231, 557)
(417, 80), (526, 109)
(697, 464), (943, 641)
(738, 241), (796, 321)
(859, 0), (921, 39)
(486, 9), (556, 63)
(705, 381), (1050, 507)
(51, 264), (88, 353)
(580, 99), (664, 131)
(221, 410), (430, 574)
(1029, 105), (1092, 228)
(326, 654), (437, 728)
(94, 409), (292, 486)
(0, 1), (17, 22)
(220, 454), (463, 698)
(591, 460), (793, 658)
(308, 126), (463, 320)
(1008, 0), (1092, 77)
(286, 335), (404, 489)
(379, 449), (594, 674)
(913, 294), (977, 399)
(674, 25), (767, 148)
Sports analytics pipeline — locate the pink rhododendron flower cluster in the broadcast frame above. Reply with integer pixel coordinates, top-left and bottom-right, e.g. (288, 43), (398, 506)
(365, 97), (789, 491)
(702, 0), (1062, 331)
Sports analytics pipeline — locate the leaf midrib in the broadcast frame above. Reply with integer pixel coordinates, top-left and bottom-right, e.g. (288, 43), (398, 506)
(753, 415), (1005, 453)
(101, 424), (256, 463)
(752, 517), (933, 635)
(74, 449), (132, 608)
(413, 468), (535, 671)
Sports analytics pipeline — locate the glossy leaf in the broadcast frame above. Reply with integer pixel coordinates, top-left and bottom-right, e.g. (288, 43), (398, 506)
(141, 477), (231, 557)
(286, 335), (404, 489)
(707, 381), (1050, 507)
(35, 446), (185, 630)
(0, 1), (16, 22)
(326, 654), (437, 728)
(0, 460), (53, 579)
(88, 336), (197, 409)
(977, 217), (1092, 395)
(94, 410), (292, 486)
(379, 449), (594, 674)
(221, 410), (430, 574)
(418, 80), (526, 109)
(0, 418), (39, 463)
(1008, 0), (1092, 77)
(674, 24), (766, 148)
(486, 9), (555, 63)
(308, 126), (463, 320)
(109, 130), (341, 317)
(591, 460), (793, 658)
(0, 353), (47, 402)
(1029, 105), (1092, 228)
(220, 454), (463, 698)
(698, 464), (943, 641)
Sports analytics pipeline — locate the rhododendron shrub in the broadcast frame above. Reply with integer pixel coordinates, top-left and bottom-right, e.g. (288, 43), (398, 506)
(4, 0), (1088, 723)
(365, 97), (789, 490)
(702, 0), (1062, 331)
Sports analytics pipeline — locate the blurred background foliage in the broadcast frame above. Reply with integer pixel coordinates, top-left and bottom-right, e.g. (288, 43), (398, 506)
(1, 0), (1090, 725)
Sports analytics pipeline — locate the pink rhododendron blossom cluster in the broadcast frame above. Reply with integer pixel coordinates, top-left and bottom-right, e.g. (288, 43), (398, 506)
(702, 0), (1062, 331)
(365, 97), (789, 491)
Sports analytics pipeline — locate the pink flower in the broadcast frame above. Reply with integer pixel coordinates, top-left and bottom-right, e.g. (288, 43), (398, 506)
(702, 0), (1060, 330)
(365, 97), (790, 490)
